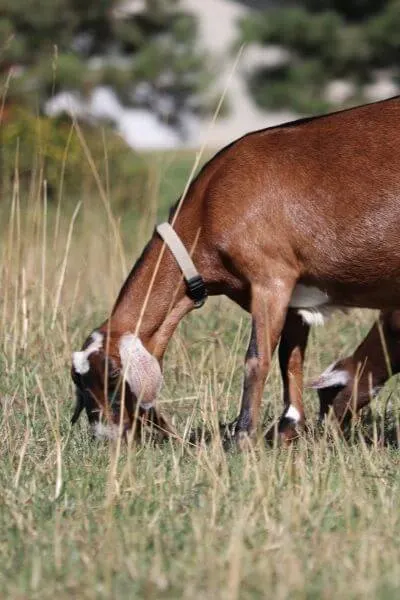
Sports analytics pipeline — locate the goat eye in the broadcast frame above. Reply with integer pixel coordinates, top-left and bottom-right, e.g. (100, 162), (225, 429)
(109, 370), (120, 382)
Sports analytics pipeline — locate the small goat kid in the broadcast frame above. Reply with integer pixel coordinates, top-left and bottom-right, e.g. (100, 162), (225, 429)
(72, 96), (400, 443)
(312, 310), (400, 426)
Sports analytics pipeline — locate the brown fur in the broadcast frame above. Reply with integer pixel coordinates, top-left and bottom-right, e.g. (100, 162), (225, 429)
(71, 96), (400, 442)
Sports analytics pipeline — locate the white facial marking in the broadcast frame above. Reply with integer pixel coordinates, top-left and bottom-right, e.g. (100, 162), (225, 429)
(289, 284), (331, 309)
(72, 331), (103, 374)
(311, 361), (350, 389)
(285, 405), (302, 423)
(92, 422), (120, 441)
(119, 333), (163, 408)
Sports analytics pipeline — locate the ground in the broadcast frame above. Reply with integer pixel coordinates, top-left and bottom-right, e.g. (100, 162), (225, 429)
(1, 140), (400, 599)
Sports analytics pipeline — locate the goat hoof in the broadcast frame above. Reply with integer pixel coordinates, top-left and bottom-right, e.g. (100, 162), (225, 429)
(220, 420), (256, 451)
(219, 419), (238, 448)
(265, 419), (302, 446)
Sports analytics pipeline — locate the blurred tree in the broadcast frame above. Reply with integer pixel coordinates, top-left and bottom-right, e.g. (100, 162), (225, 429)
(0, 106), (150, 210)
(0, 0), (212, 131)
(237, 0), (400, 113)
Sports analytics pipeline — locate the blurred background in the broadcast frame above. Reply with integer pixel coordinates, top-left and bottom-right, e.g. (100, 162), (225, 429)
(2, 0), (400, 152)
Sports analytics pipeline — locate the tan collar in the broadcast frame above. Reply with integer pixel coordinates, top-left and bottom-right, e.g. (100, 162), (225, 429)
(156, 222), (207, 309)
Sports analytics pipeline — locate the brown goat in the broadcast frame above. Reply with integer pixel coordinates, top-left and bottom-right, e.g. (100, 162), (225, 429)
(71, 96), (400, 443)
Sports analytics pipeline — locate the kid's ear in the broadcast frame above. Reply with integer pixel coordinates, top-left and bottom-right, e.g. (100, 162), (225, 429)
(308, 361), (350, 389)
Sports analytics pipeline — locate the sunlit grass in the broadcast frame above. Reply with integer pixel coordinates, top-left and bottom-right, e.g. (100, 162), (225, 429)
(1, 129), (400, 599)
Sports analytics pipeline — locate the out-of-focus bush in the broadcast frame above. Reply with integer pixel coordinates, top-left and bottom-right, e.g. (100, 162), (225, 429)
(0, 0), (213, 130)
(237, 0), (400, 114)
(0, 107), (149, 212)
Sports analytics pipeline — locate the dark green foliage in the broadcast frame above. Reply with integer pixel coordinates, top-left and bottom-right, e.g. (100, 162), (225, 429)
(0, 0), (212, 126)
(301, 0), (384, 21)
(238, 0), (400, 113)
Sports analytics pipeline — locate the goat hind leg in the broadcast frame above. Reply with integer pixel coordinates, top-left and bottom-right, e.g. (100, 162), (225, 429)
(264, 309), (309, 444)
(277, 309), (310, 442)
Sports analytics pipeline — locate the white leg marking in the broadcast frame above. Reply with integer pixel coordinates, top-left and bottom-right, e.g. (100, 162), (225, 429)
(72, 331), (103, 374)
(285, 404), (302, 423)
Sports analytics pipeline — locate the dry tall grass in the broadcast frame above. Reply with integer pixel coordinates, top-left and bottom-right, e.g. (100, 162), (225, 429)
(1, 124), (400, 599)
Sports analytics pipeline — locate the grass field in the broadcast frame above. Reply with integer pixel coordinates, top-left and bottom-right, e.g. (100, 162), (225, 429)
(1, 126), (400, 599)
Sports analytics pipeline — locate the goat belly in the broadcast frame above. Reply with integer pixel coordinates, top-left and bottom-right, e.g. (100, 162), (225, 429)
(289, 283), (338, 326)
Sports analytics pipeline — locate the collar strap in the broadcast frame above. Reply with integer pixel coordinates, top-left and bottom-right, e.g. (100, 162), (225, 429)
(156, 222), (207, 309)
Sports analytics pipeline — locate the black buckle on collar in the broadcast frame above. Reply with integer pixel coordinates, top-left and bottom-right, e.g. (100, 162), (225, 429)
(186, 275), (207, 309)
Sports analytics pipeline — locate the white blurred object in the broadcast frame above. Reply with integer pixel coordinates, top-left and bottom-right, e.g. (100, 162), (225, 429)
(46, 92), (87, 118)
(119, 109), (182, 150)
(364, 71), (399, 102)
(115, 0), (146, 18)
(45, 87), (185, 150)
(90, 87), (124, 121)
(183, 0), (247, 54)
(325, 80), (355, 105)
(241, 45), (290, 70)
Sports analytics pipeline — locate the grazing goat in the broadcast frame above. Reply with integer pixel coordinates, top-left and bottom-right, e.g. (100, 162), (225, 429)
(71, 95), (400, 443)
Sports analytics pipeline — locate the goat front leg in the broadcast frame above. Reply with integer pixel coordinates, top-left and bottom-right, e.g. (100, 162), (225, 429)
(234, 280), (294, 444)
(276, 309), (310, 442)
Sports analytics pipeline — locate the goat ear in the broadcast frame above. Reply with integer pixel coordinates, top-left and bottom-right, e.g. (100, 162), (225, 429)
(119, 334), (163, 408)
(308, 362), (350, 389)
